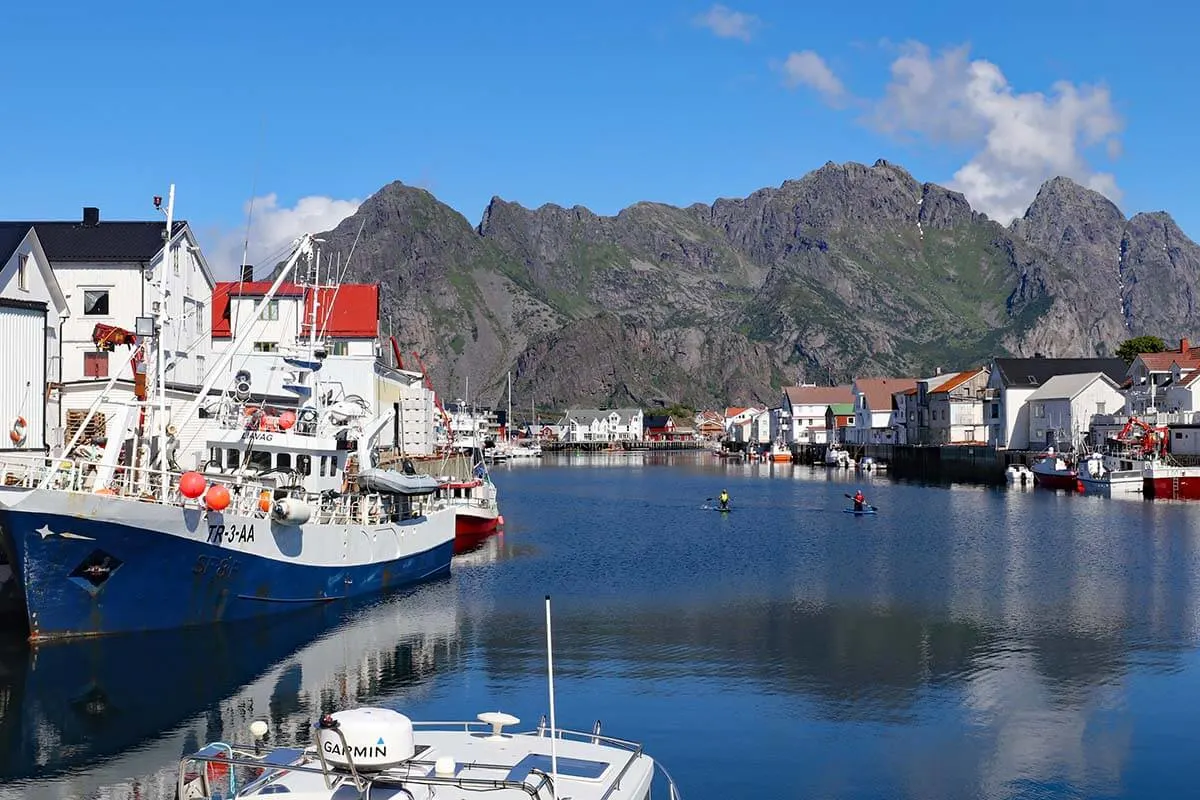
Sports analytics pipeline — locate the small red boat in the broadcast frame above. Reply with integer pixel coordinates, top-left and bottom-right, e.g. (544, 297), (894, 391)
(440, 477), (502, 553)
(1031, 452), (1080, 492)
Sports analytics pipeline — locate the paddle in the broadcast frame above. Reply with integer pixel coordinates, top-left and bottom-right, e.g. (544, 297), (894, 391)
(844, 493), (878, 511)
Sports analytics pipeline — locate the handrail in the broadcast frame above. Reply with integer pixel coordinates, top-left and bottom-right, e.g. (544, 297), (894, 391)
(0, 453), (439, 527)
(176, 723), (674, 800)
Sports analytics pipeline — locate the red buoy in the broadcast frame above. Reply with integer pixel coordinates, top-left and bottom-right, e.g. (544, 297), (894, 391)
(180, 471), (206, 499)
(205, 484), (231, 511)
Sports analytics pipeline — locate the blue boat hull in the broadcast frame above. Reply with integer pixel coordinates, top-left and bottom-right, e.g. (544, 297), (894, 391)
(843, 507), (877, 515)
(0, 508), (454, 641)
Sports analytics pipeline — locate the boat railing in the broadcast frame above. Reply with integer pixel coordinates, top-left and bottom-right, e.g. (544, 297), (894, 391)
(0, 453), (442, 527)
(177, 742), (557, 800)
(177, 723), (679, 800)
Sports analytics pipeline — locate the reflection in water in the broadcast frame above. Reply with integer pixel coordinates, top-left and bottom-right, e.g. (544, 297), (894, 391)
(0, 577), (461, 799)
(4, 454), (1200, 799)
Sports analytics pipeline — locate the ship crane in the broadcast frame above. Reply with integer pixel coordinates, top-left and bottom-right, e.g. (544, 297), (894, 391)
(1114, 415), (1169, 459)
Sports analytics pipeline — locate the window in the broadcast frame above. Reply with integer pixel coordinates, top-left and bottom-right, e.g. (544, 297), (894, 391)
(253, 341), (277, 352)
(195, 302), (204, 333)
(1096, 402), (1106, 415)
(83, 351), (108, 377)
(1034, 403), (1045, 418)
(328, 341), (348, 356)
(83, 289), (109, 316)
(991, 403), (999, 419)
(262, 299), (279, 320)
(17, 253), (28, 290)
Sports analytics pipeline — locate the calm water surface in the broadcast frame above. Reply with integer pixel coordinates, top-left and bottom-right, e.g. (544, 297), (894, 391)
(2, 452), (1200, 799)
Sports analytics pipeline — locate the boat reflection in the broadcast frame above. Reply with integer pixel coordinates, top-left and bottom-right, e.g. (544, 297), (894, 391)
(0, 576), (461, 799)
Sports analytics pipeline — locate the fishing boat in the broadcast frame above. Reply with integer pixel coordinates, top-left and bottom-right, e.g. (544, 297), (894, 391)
(175, 597), (682, 800)
(1030, 450), (1080, 492)
(439, 454), (502, 553)
(0, 198), (455, 642)
(1076, 451), (1145, 496)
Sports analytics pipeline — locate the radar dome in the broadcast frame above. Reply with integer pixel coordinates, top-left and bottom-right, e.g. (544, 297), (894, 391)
(316, 708), (415, 771)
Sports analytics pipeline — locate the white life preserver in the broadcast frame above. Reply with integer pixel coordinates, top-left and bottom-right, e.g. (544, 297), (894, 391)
(9, 416), (27, 447)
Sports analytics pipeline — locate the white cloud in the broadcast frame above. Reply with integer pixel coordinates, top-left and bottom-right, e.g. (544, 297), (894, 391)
(207, 193), (361, 280)
(781, 50), (845, 104)
(866, 42), (1123, 223)
(694, 4), (759, 42)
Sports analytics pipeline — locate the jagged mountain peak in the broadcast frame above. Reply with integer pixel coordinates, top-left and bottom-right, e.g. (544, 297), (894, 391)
(314, 158), (1198, 408)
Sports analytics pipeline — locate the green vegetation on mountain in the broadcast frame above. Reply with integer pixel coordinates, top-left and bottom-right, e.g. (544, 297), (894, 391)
(315, 160), (1200, 409)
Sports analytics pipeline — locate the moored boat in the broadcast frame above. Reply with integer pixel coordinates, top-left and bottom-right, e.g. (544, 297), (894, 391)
(1030, 451), (1080, 492)
(1143, 462), (1200, 500)
(0, 218), (455, 642)
(1076, 451), (1145, 496)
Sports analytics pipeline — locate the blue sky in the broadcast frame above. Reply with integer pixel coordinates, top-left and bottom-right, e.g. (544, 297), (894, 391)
(2, 0), (1195, 275)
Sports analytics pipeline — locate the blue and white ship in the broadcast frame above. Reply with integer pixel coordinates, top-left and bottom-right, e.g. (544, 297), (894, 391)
(0, 194), (455, 642)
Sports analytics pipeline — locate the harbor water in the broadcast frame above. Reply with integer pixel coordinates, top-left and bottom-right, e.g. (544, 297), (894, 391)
(3, 452), (1200, 799)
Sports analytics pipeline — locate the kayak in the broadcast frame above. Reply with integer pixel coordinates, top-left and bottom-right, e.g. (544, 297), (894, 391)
(843, 507), (877, 515)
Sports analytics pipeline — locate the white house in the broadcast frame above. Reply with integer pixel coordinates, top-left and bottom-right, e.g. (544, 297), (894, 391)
(0, 225), (69, 452)
(1126, 339), (1200, 414)
(723, 406), (763, 440)
(986, 357), (1128, 449)
(781, 385), (854, 444)
(30, 207), (215, 388)
(926, 367), (990, 445)
(1164, 368), (1200, 414)
(559, 408), (644, 442)
(848, 377), (916, 444)
(1024, 372), (1126, 451)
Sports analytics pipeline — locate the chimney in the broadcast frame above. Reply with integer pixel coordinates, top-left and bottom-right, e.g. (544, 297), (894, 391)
(82, 206), (100, 227)
(240, 264), (254, 282)
(935, 366), (943, 375)
(1181, 337), (1190, 353)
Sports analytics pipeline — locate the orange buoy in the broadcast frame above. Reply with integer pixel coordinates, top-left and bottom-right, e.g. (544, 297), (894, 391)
(180, 471), (206, 499)
(258, 490), (272, 513)
(205, 484), (231, 511)
(278, 410), (296, 430)
(9, 416), (27, 446)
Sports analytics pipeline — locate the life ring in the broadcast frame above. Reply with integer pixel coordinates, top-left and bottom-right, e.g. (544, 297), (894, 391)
(9, 416), (27, 446)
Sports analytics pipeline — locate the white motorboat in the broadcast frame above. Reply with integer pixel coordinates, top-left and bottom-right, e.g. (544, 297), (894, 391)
(175, 598), (681, 800)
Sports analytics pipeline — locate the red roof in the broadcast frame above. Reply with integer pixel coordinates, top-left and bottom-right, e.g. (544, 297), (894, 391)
(302, 285), (379, 339)
(212, 282), (379, 339)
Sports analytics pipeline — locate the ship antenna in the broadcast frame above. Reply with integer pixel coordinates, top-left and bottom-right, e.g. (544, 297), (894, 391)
(545, 594), (559, 800)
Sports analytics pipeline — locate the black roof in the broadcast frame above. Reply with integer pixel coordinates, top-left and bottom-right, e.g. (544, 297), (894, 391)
(0, 223), (33, 264)
(992, 357), (1127, 387)
(644, 414), (671, 428)
(0, 219), (187, 263)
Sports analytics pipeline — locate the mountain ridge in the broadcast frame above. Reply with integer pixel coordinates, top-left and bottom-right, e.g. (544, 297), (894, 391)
(313, 159), (1199, 410)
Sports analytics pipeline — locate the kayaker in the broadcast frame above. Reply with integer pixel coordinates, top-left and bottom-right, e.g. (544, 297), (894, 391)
(853, 489), (866, 511)
(718, 489), (729, 510)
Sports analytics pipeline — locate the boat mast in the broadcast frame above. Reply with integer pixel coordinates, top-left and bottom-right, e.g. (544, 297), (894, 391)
(507, 371), (512, 443)
(156, 184), (175, 502)
(171, 234), (314, 435)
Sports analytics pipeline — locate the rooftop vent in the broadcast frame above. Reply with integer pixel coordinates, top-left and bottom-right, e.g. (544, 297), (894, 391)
(82, 207), (100, 227)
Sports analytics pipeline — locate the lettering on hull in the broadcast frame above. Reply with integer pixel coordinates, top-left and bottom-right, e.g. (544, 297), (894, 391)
(208, 524), (255, 544)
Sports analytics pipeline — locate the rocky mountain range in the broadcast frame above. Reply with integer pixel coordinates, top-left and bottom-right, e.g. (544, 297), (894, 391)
(313, 159), (1200, 412)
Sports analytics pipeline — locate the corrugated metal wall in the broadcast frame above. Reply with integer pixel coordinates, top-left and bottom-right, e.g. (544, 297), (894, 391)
(0, 305), (46, 450)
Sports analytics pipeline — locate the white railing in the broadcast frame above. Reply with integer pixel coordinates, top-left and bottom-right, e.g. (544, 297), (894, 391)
(0, 454), (440, 527)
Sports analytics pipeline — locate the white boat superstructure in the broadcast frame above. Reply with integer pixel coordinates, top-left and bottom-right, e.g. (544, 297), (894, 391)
(1077, 450), (1146, 496)
(178, 708), (678, 800)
